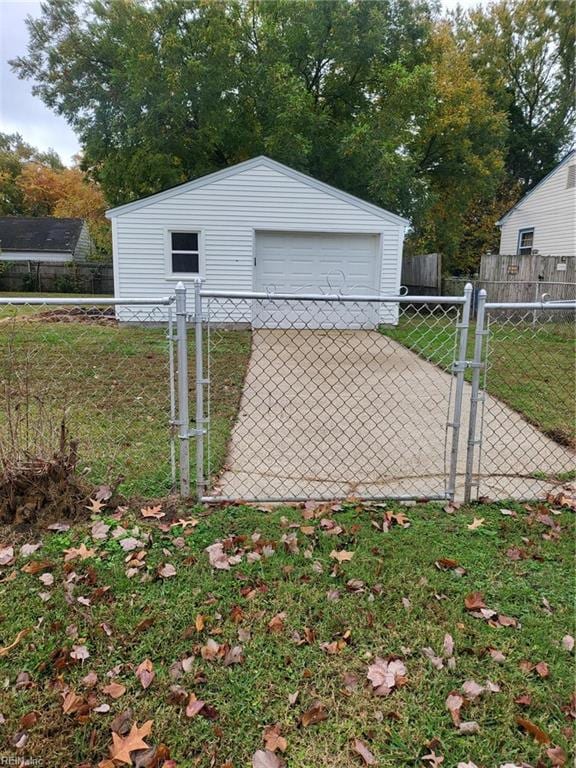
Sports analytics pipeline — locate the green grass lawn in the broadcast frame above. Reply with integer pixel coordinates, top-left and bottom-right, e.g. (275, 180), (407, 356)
(0, 309), (251, 496)
(0, 500), (573, 766)
(382, 314), (576, 446)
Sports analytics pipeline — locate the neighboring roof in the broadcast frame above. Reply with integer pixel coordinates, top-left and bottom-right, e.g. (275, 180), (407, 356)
(106, 155), (410, 227)
(496, 149), (576, 227)
(0, 217), (84, 253)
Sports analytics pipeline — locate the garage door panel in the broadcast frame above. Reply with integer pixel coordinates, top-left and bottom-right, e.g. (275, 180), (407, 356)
(255, 231), (381, 329)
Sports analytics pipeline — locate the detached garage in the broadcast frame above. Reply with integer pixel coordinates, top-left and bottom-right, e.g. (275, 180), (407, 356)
(106, 156), (408, 327)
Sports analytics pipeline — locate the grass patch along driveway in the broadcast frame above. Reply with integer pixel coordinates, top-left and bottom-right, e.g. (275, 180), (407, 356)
(0, 499), (573, 766)
(0, 306), (250, 496)
(382, 315), (576, 447)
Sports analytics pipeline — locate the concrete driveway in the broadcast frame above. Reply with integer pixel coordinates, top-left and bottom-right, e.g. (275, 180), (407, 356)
(215, 330), (574, 501)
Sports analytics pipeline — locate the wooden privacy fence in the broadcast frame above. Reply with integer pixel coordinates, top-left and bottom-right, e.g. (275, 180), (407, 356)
(477, 253), (575, 303)
(401, 252), (442, 295)
(0, 261), (114, 295)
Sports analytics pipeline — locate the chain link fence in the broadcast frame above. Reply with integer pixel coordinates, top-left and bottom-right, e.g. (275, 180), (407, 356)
(1, 286), (573, 504)
(0, 298), (176, 497)
(200, 292), (467, 502)
(469, 301), (576, 500)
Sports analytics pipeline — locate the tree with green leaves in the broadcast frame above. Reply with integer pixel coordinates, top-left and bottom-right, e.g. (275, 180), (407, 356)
(455, 0), (575, 189)
(12, 0), (436, 204)
(13, 0), (562, 271)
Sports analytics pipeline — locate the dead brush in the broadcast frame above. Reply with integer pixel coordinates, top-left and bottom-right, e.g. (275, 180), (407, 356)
(0, 420), (89, 526)
(0, 344), (89, 526)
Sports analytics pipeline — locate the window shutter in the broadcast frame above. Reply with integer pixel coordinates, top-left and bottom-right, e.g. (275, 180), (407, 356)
(567, 165), (576, 189)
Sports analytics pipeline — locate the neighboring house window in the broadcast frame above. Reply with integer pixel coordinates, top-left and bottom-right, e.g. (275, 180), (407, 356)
(168, 231), (200, 274)
(517, 228), (534, 256)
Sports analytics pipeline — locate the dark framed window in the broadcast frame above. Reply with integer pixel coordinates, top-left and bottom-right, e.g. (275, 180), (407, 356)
(170, 231), (199, 273)
(517, 228), (534, 256)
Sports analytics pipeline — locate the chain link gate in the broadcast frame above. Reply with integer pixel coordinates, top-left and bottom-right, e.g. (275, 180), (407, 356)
(464, 294), (576, 501)
(175, 281), (474, 503)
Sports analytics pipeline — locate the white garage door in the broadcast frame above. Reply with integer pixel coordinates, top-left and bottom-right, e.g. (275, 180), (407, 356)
(254, 231), (381, 328)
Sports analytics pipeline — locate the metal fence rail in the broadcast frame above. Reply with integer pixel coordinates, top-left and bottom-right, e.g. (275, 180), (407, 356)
(465, 295), (576, 501)
(0, 296), (177, 497)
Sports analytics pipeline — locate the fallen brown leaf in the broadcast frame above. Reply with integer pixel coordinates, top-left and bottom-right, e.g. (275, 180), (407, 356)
(252, 750), (284, 768)
(0, 546), (14, 566)
(464, 592), (486, 610)
(109, 720), (153, 765)
(330, 549), (354, 563)
(561, 634), (574, 651)
(102, 682), (126, 699)
(21, 560), (53, 574)
(20, 711), (39, 729)
(268, 612), (286, 634)
(64, 544), (96, 562)
(515, 715), (551, 744)
(263, 724), (287, 753)
(535, 661), (550, 678)
(352, 737), (377, 765)
(300, 701), (328, 727)
(140, 505), (164, 519)
(514, 693), (532, 707)
(366, 657), (407, 696)
(135, 659), (155, 689)
(185, 693), (206, 718)
(158, 563), (177, 579)
(0, 628), (31, 657)
(446, 692), (464, 726)
(61, 690), (86, 715)
(546, 745), (567, 766)
(86, 498), (106, 514)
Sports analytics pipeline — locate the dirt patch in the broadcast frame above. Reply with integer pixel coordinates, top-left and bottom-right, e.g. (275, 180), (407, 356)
(544, 426), (576, 449)
(0, 306), (116, 326)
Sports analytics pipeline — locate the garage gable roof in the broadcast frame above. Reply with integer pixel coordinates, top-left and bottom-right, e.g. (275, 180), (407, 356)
(106, 156), (409, 226)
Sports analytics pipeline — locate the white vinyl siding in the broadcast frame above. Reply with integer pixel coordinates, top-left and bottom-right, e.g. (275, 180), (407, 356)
(111, 162), (405, 321)
(499, 158), (576, 258)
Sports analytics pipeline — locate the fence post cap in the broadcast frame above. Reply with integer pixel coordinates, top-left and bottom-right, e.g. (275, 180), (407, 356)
(175, 281), (186, 291)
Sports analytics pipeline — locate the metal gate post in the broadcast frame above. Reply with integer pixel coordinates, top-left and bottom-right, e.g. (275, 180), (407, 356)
(167, 304), (177, 488)
(447, 282), (473, 499)
(464, 289), (487, 502)
(193, 278), (206, 501)
(175, 282), (190, 496)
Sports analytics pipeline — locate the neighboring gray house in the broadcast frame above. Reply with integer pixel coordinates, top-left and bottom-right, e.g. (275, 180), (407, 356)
(0, 217), (93, 263)
(106, 156), (409, 327)
(497, 150), (576, 258)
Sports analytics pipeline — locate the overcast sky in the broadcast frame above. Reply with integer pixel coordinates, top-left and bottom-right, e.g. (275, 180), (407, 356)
(0, 0), (485, 167)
